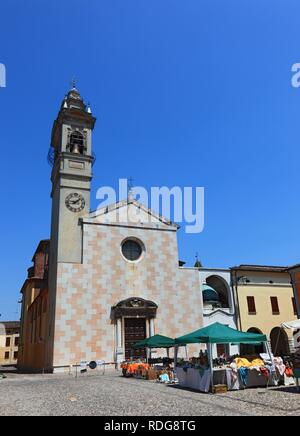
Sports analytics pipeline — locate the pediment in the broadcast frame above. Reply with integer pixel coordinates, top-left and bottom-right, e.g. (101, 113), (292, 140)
(82, 199), (179, 230)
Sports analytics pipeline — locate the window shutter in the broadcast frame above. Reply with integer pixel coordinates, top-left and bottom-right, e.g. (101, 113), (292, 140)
(247, 296), (256, 314)
(270, 296), (280, 315)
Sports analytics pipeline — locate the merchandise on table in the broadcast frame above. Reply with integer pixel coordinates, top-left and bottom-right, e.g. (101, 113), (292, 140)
(120, 360), (175, 382)
(175, 352), (289, 391)
(283, 350), (300, 379)
(121, 361), (150, 377)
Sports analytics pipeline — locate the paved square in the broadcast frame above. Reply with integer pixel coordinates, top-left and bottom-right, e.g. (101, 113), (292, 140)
(0, 370), (299, 416)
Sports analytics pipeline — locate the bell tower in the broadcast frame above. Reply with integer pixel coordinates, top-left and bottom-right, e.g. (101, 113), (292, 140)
(49, 84), (96, 264)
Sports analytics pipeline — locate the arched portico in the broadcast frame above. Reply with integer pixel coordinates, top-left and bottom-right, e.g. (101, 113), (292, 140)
(204, 275), (232, 309)
(270, 327), (290, 356)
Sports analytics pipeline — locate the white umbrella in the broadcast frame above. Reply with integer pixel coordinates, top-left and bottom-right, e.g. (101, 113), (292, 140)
(281, 320), (300, 330)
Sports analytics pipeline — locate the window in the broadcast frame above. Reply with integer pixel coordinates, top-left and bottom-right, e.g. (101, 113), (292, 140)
(4, 352), (9, 360)
(5, 337), (10, 348)
(121, 239), (143, 262)
(247, 296), (256, 314)
(14, 337), (19, 347)
(13, 352), (18, 360)
(292, 297), (298, 316)
(270, 296), (280, 315)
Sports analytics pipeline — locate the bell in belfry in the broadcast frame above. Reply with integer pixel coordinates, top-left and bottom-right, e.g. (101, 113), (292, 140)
(72, 142), (81, 154)
(69, 130), (84, 154)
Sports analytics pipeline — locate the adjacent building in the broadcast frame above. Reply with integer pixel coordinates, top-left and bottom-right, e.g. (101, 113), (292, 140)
(0, 321), (20, 365)
(231, 265), (298, 355)
(18, 240), (49, 370)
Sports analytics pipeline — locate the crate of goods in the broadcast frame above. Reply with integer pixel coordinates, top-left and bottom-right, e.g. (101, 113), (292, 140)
(146, 369), (158, 380)
(213, 384), (228, 394)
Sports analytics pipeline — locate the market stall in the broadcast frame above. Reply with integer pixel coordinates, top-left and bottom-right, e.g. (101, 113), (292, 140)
(121, 335), (176, 381)
(175, 322), (273, 393)
(281, 319), (300, 390)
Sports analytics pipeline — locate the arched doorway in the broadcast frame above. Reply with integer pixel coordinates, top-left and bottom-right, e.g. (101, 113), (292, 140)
(111, 297), (158, 361)
(270, 327), (290, 356)
(240, 328), (264, 356)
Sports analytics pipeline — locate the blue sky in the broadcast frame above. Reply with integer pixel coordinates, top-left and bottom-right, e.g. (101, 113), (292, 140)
(0, 0), (300, 320)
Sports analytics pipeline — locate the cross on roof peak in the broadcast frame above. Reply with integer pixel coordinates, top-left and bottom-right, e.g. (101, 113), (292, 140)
(71, 77), (77, 90)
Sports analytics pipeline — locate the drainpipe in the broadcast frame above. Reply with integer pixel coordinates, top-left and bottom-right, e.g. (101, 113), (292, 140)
(233, 270), (242, 331)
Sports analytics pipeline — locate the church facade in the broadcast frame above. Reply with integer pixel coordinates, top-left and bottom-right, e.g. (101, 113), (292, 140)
(19, 86), (206, 372)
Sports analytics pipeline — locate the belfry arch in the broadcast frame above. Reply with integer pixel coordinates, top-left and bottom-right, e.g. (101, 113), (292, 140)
(204, 275), (232, 308)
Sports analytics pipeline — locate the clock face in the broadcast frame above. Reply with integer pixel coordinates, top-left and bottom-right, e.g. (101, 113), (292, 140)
(65, 193), (85, 213)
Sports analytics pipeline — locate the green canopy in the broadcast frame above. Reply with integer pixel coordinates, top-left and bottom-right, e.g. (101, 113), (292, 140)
(175, 322), (267, 345)
(134, 334), (175, 349)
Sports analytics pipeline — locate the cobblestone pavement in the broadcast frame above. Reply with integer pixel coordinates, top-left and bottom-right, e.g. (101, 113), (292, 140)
(0, 371), (299, 416)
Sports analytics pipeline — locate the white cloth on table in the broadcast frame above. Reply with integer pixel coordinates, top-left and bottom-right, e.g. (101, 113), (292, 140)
(229, 362), (238, 382)
(176, 367), (211, 393)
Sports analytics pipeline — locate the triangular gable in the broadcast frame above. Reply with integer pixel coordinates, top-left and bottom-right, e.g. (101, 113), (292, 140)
(81, 198), (179, 230)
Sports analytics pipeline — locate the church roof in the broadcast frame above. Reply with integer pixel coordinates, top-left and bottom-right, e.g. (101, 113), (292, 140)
(31, 239), (50, 262)
(0, 321), (20, 330)
(231, 264), (288, 273)
(82, 198), (180, 230)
